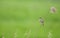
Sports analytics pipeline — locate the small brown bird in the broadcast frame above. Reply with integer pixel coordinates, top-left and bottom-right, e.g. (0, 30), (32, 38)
(39, 17), (44, 26)
(50, 6), (57, 14)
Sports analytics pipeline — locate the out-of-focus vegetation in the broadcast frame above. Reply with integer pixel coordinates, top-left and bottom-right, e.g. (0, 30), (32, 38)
(0, 0), (60, 38)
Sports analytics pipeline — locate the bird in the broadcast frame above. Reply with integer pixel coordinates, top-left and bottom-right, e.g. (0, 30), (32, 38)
(39, 17), (44, 26)
(50, 6), (57, 14)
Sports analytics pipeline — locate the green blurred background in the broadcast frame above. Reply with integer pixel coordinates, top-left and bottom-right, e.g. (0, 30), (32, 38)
(0, 0), (60, 38)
